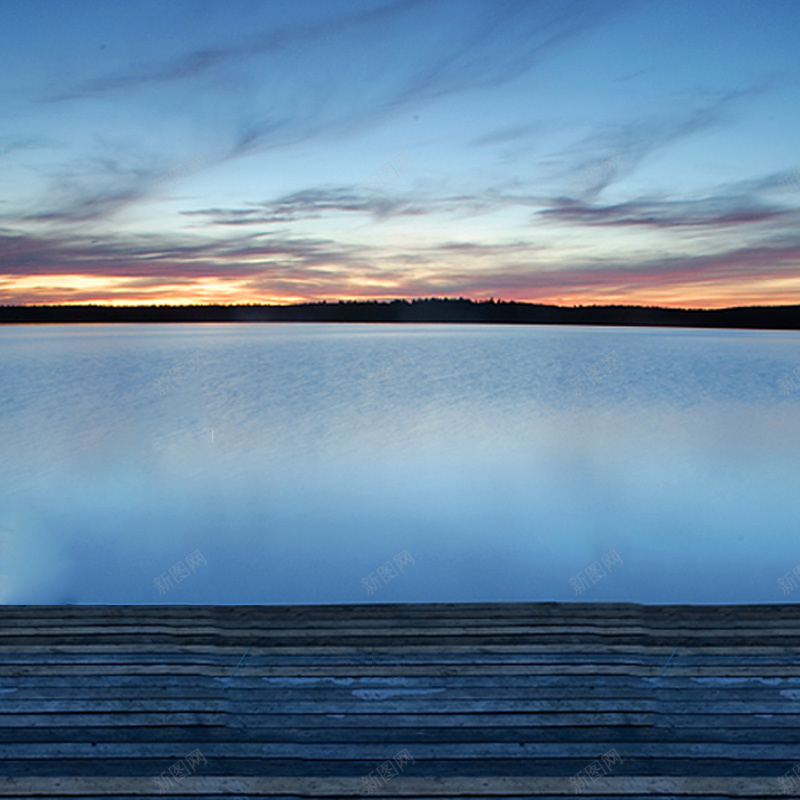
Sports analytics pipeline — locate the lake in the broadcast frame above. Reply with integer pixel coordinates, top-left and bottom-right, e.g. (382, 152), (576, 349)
(1, 323), (799, 605)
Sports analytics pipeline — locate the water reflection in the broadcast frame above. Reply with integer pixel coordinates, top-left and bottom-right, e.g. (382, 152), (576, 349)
(0, 323), (798, 605)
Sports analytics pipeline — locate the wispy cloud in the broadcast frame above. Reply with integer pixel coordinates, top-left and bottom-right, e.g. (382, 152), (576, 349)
(182, 187), (424, 225)
(46, 0), (431, 102)
(557, 80), (782, 200)
(470, 123), (545, 148)
(21, 187), (149, 224)
(4, 222), (800, 308)
(382, 0), (624, 110)
(540, 196), (791, 229)
(0, 137), (49, 158)
(4, 0), (798, 308)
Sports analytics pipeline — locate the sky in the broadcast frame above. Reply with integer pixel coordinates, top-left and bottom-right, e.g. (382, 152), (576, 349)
(1, 0), (799, 309)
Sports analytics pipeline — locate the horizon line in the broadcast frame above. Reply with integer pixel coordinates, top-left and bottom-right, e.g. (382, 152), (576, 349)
(3, 298), (800, 313)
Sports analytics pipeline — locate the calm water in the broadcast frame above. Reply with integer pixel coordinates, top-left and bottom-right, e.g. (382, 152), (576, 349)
(1, 323), (799, 605)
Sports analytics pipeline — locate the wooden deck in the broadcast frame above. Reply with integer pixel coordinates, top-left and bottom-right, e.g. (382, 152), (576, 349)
(1, 602), (799, 797)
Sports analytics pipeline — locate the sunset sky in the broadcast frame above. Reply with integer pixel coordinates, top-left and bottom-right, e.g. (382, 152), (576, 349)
(1, 0), (800, 308)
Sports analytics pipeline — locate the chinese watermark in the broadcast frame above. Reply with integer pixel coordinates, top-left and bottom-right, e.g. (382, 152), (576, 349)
(570, 350), (623, 396)
(154, 350), (207, 396)
(571, 152), (621, 198)
(360, 151), (414, 193)
(362, 550), (415, 595)
(569, 550), (623, 595)
(154, 549), (207, 595)
(569, 749), (623, 794)
(777, 564), (800, 596)
(778, 365), (800, 396)
(568, 350), (638, 411)
(156, 152), (206, 189)
(364, 351), (413, 396)
(361, 748), (415, 795)
(152, 421), (217, 458)
(153, 749), (206, 794)
(778, 762), (800, 794)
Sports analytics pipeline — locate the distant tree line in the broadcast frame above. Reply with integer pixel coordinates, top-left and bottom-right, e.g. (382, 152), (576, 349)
(1, 297), (798, 330)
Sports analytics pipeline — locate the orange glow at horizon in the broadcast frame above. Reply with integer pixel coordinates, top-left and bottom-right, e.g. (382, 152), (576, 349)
(3, 274), (800, 310)
(6, 290), (800, 310)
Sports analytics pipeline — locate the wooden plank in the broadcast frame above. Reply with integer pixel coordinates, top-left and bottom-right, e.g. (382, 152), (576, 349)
(2, 710), (800, 729)
(5, 665), (800, 679)
(0, 609), (793, 626)
(1, 603), (794, 615)
(0, 775), (790, 796)
(5, 623), (800, 636)
(0, 650), (794, 662)
(0, 797), (773, 800)
(2, 613), (799, 629)
(1, 673), (796, 688)
(4, 685), (796, 701)
(0, 796), (767, 800)
(2, 725), (799, 745)
(0, 757), (792, 778)
(1, 741), (799, 759)
(0, 711), (653, 727)
(2, 602), (800, 798)
(2, 698), (800, 714)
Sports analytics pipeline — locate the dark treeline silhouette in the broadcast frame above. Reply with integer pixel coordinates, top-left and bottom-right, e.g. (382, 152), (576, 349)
(1, 298), (799, 329)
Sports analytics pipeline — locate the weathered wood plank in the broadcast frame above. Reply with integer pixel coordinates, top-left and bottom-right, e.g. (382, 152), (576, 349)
(0, 635), (792, 652)
(4, 663), (800, 678)
(4, 623), (800, 636)
(1, 710), (799, 729)
(3, 685), (796, 702)
(0, 692), (800, 718)
(1, 741), (798, 759)
(0, 775), (791, 795)
(2, 724), (799, 745)
(1, 673), (796, 689)
(2, 601), (796, 614)
(0, 711), (653, 727)
(2, 602), (799, 797)
(0, 797), (771, 800)
(0, 757), (792, 778)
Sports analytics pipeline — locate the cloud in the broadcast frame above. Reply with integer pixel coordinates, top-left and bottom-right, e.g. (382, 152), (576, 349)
(20, 0), (630, 233)
(413, 237), (800, 298)
(46, 0), (431, 102)
(48, 0), (626, 178)
(0, 228), (372, 282)
(539, 197), (791, 229)
(0, 137), (49, 158)
(4, 219), (800, 308)
(212, 0), (627, 169)
(6, 150), (212, 225)
(558, 79), (782, 201)
(21, 187), (149, 224)
(469, 123), (545, 148)
(182, 186), (427, 226)
(383, 0), (623, 110)
(178, 178), (559, 229)
(228, 120), (291, 160)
